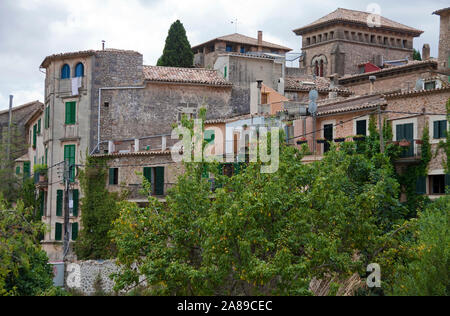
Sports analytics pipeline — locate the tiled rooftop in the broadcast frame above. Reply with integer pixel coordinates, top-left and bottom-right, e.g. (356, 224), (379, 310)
(293, 8), (423, 35)
(192, 33), (292, 52)
(316, 94), (386, 116)
(285, 76), (351, 94)
(143, 66), (232, 86)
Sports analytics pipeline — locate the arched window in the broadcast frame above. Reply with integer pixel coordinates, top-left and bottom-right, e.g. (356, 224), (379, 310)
(61, 64), (70, 79)
(320, 60), (324, 77)
(315, 61), (319, 77)
(75, 63), (84, 77)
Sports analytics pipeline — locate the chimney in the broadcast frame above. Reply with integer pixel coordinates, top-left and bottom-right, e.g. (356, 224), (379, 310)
(102, 40), (105, 51)
(258, 31), (263, 52)
(422, 44), (430, 61)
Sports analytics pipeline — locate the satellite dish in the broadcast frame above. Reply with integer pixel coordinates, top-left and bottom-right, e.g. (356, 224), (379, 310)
(309, 89), (318, 102)
(415, 79), (424, 91)
(309, 89), (318, 115)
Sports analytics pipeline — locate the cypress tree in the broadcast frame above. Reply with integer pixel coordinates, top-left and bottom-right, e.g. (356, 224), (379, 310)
(157, 20), (194, 68)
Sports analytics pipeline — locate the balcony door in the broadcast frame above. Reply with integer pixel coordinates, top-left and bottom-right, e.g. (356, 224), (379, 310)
(396, 123), (414, 157)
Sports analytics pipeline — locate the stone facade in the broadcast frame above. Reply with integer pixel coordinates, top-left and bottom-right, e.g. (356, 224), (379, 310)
(434, 8), (450, 71)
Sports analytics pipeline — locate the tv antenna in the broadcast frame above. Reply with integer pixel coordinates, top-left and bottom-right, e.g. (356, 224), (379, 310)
(231, 18), (238, 33)
(309, 89), (318, 154)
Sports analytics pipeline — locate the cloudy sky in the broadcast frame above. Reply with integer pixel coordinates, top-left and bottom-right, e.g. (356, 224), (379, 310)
(0, 0), (447, 110)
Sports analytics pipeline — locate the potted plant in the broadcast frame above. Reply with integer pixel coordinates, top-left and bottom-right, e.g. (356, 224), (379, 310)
(334, 137), (346, 143)
(297, 137), (307, 145)
(34, 164), (48, 183)
(415, 139), (423, 145)
(399, 139), (411, 147)
(317, 138), (326, 144)
(285, 121), (293, 127)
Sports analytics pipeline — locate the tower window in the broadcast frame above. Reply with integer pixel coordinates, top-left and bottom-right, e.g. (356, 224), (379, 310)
(75, 63), (84, 77)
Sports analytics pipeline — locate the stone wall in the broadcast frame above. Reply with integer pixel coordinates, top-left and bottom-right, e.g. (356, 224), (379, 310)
(437, 11), (450, 70)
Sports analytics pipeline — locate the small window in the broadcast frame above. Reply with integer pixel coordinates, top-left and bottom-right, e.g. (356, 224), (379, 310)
(356, 120), (367, 136)
(433, 120), (447, 139)
(306, 38), (311, 45)
(430, 175), (446, 195)
(75, 63), (84, 77)
(109, 168), (119, 185)
(204, 130), (215, 145)
(424, 81), (436, 91)
(104, 102), (110, 108)
(72, 223), (79, 241)
(55, 223), (63, 241)
(61, 64), (70, 79)
(240, 47), (245, 54)
(65, 102), (76, 125)
(226, 44), (233, 52)
(261, 93), (269, 105)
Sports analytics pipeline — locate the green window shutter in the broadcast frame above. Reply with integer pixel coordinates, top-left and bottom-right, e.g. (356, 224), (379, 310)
(65, 102), (76, 125)
(202, 165), (209, 179)
(39, 193), (45, 217)
(45, 106), (50, 129)
(143, 167), (152, 183)
(445, 174), (450, 189)
(64, 145), (76, 182)
(71, 223), (79, 241)
(45, 148), (48, 165)
(23, 162), (30, 180)
(416, 176), (427, 195)
(16, 166), (20, 175)
(434, 121), (440, 139)
(109, 168), (117, 185)
(155, 167), (165, 196)
(55, 223), (62, 241)
(224, 66), (227, 79)
(33, 124), (37, 148)
(73, 189), (79, 217)
(440, 121), (447, 139)
(56, 190), (63, 217)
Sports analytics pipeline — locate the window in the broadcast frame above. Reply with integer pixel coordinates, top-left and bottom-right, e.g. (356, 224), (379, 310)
(424, 81), (436, 90)
(226, 44), (233, 52)
(75, 63), (84, 77)
(23, 162), (30, 180)
(356, 120), (367, 136)
(16, 166), (20, 175)
(55, 223), (63, 241)
(39, 193), (45, 217)
(433, 120), (447, 139)
(44, 106), (50, 129)
(204, 130), (215, 145)
(32, 124), (37, 148)
(224, 66), (227, 79)
(37, 119), (41, 134)
(56, 190), (63, 216)
(61, 64), (70, 79)
(240, 47), (245, 54)
(261, 92), (269, 105)
(314, 61), (319, 77)
(143, 167), (164, 195)
(430, 175), (446, 195)
(323, 124), (333, 153)
(65, 102), (76, 125)
(69, 189), (79, 217)
(306, 38), (311, 46)
(64, 145), (76, 182)
(416, 176), (427, 195)
(72, 223), (79, 241)
(396, 123), (414, 157)
(109, 168), (119, 185)
(319, 60), (324, 77)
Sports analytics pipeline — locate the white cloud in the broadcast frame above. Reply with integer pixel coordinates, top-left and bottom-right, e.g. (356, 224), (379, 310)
(0, 0), (445, 110)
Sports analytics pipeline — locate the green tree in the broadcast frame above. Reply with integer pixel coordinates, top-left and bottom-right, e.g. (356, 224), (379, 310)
(157, 20), (194, 68)
(0, 198), (54, 296)
(110, 117), (407, 295)
(74, 156), (121, 260)
(413, 49), (422, 61)
(388, 195), (449, 296)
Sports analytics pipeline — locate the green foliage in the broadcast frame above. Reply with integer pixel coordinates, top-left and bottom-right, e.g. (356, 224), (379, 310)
(413, 49), (422, 61)
(446, 98), (450, 175)
(388, 195), (449, 296)
(0, 198), (54, 296)
(74, 155), (121, 260)
(157, 20), (194, 68)
(110, 118), (407, 295)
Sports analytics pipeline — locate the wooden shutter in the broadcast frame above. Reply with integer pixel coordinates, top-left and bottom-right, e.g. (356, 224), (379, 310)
(56, 190), (63, 217)
(65, 102), (76, 125)
(440, 121), (447, 139)
(73, 189), (79, 217)
(64, 145), (76, 181)
(16, 166), (20, 175)
(39, 193), (45, 217)
(23, 162), (30, 179)
(143, 167), (152, 183)
(71, 223), (79, 241)
(155, 167), (165, 196)
(33, 124), (37, 148)
(445, 174), (450, 189)
(416, 176), (427, 195)
(433, 121), (440, 139)
(109, 168), (117, 185)
(37, 119), (41, 134)
(356, 120), (367, 136)
(55, 223), (62, 241)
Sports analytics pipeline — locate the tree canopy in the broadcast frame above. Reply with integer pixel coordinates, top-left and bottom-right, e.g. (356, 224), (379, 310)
(157, 20), (194, 68)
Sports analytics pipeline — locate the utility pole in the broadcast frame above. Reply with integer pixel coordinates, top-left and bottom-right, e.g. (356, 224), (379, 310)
(63, 161), (72, 260)
(6, 95), (13, 163)
(379, 104), (385, 153)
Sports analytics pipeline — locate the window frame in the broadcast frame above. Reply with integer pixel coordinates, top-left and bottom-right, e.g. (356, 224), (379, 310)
(61, 64), (70, 79)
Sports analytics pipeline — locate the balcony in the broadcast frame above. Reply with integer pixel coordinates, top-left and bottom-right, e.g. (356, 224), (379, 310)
(61, 124), (80, 141)
(58, 77), (86, 97)
(392, 140), (423, 164)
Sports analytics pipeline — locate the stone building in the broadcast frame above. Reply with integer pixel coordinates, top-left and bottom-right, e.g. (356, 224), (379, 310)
(192, 32), (292, 69)
(433, 8), (450, 74)
(293, 8), (423, 77)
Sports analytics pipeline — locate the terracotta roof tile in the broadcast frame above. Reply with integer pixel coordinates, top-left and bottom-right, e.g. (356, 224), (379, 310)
(433, 8), (450, 15)
(293, 8), (423, 35)
(316, 94), (386, 116)
(192, 33), (292, 52)
(143, 66), (232, 86)
(285, 76), (352, 94)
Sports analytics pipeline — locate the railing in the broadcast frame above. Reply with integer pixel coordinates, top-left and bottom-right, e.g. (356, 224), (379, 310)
(58, 77), (86, 96)
(63, 124), (79, 140)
